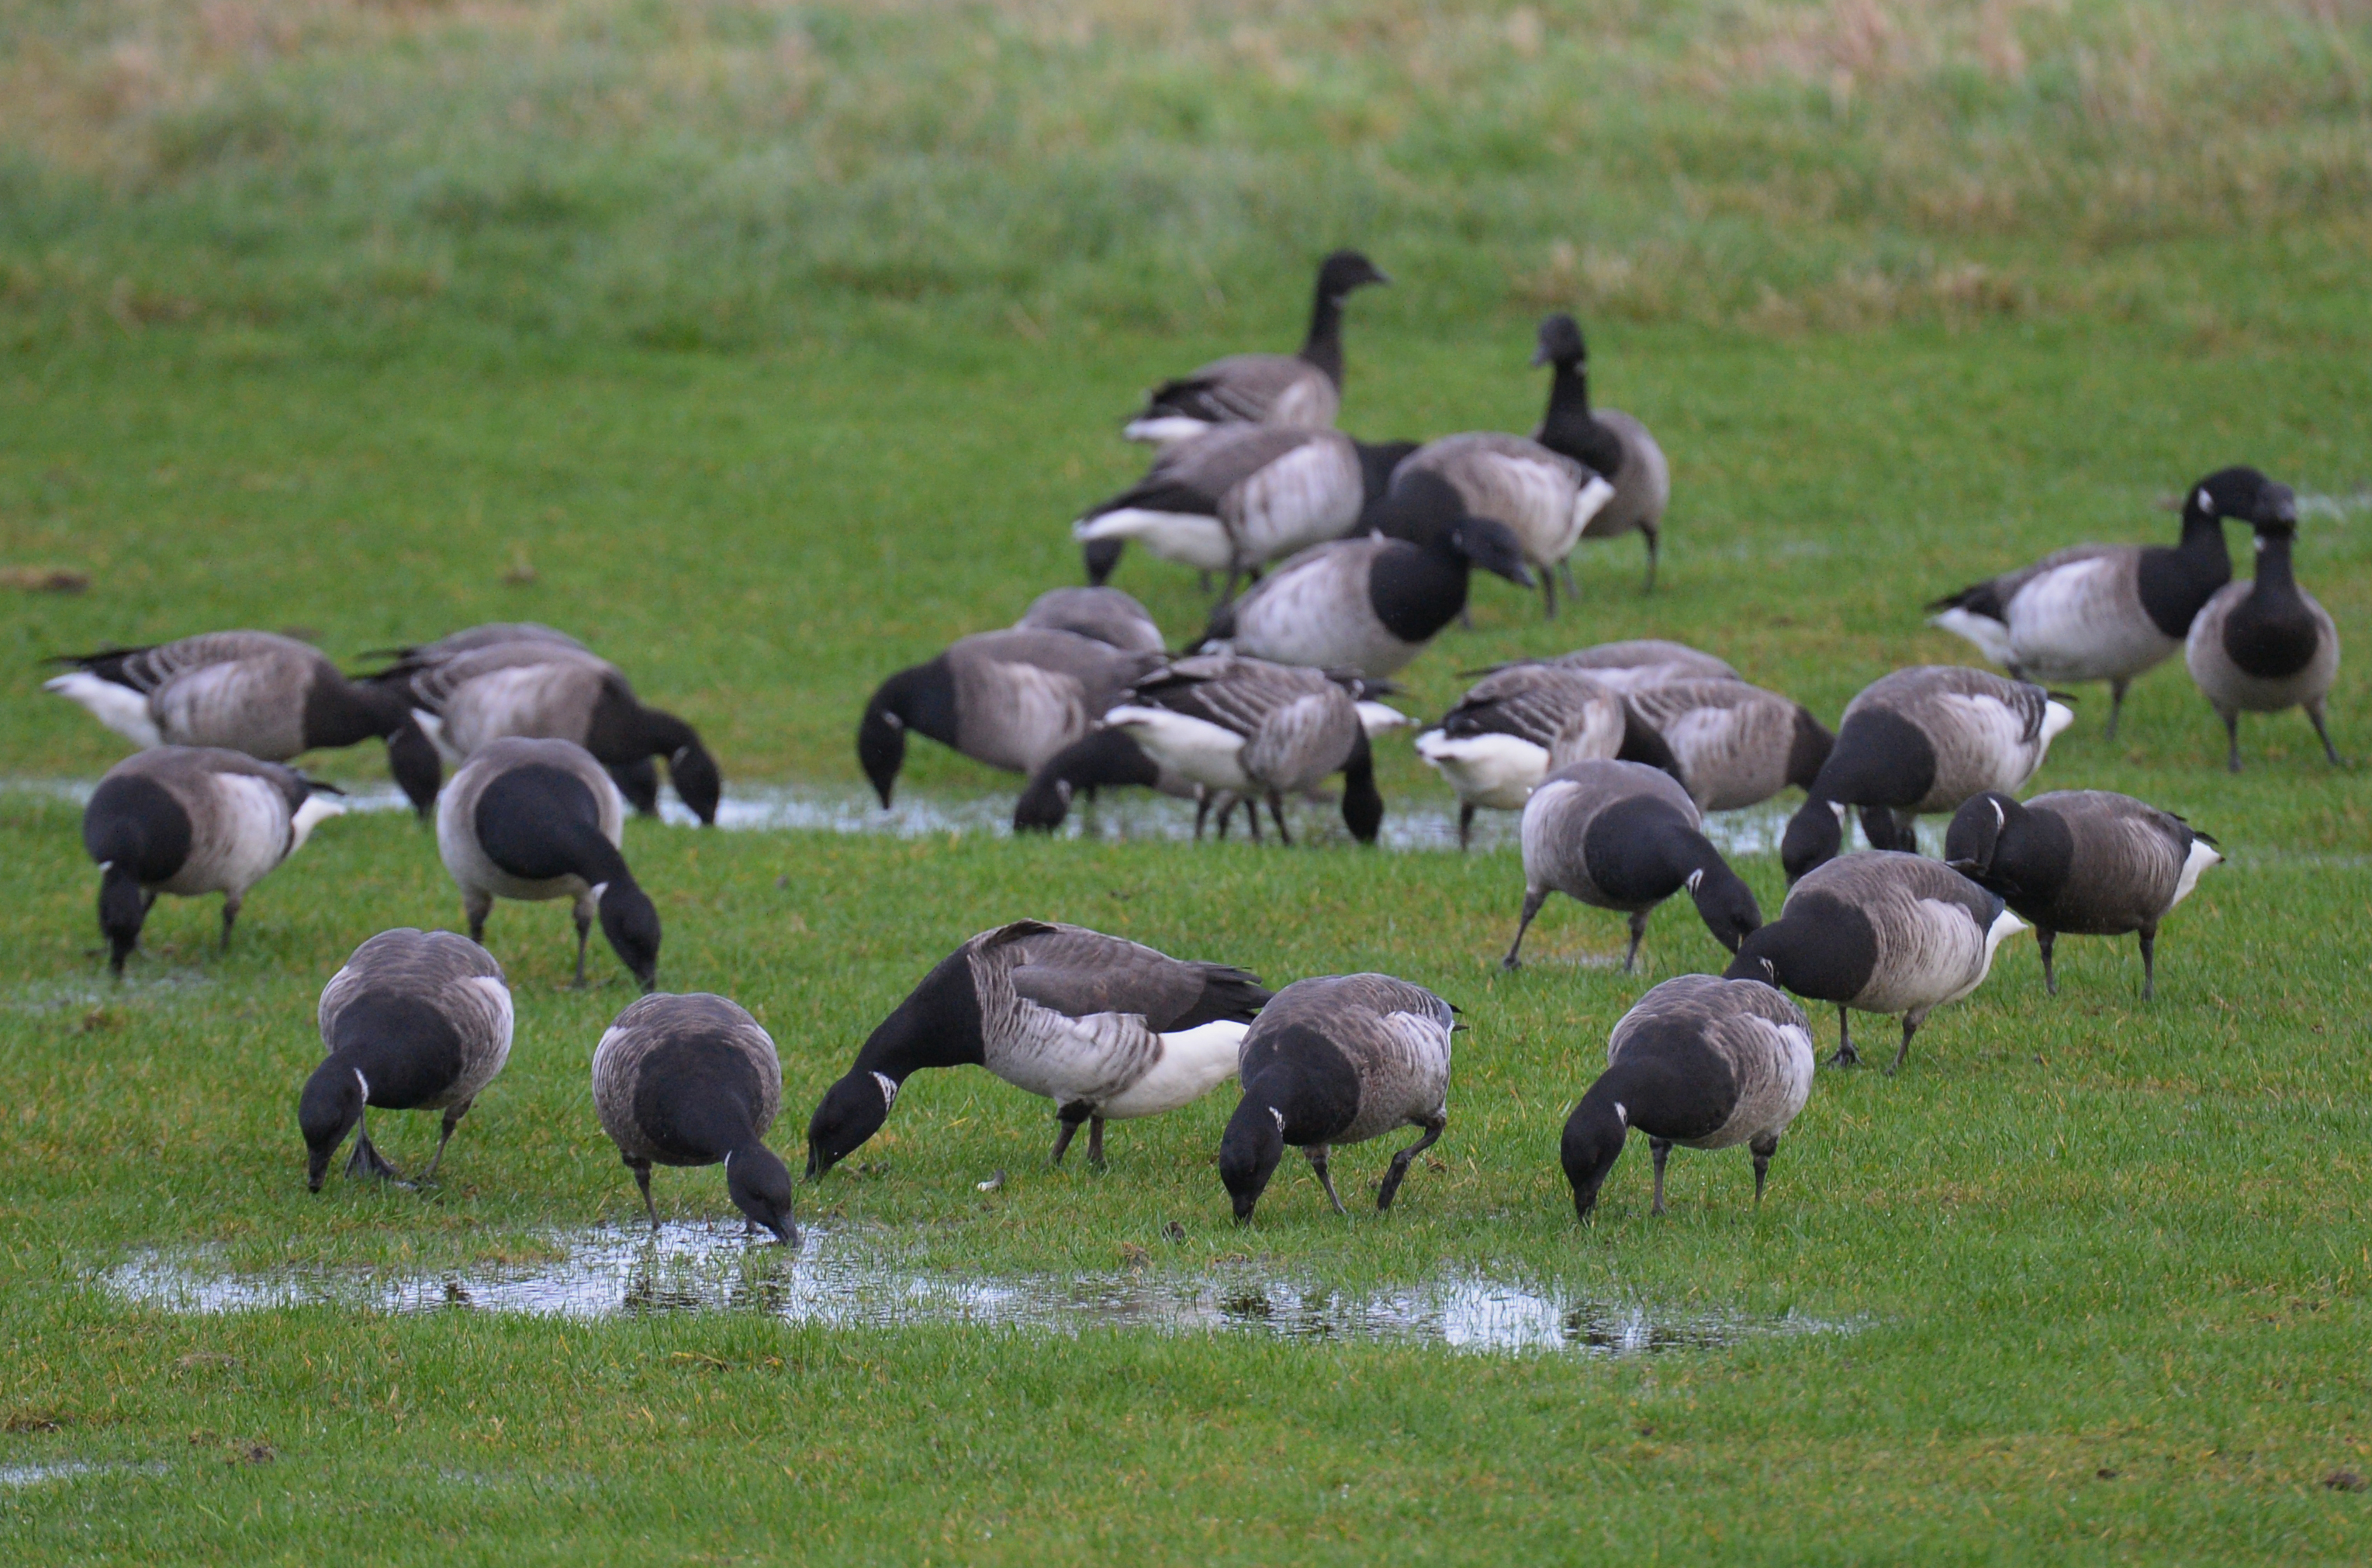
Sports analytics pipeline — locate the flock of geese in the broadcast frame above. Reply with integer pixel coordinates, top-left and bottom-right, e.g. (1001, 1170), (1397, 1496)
(39, 250), (2347, 1231)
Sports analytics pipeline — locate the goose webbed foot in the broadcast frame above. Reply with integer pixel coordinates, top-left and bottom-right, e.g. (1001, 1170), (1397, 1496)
(1648, 1136), (1673, 1215)
(345, 1125), (407, 1186)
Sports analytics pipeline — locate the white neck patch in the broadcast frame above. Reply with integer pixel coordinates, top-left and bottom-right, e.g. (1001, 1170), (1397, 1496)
(1613, 1101), (1627, 1126)
(872, 1072), (901, 1109)
(1268, 1106), (1286, 1135)
(1686, 868), (1704, 893)
(353, 1067), (371, 1100)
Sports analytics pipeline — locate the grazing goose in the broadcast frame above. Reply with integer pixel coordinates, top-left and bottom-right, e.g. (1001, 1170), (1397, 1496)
(1398, 434), (1615, 619)
(1194, 473), (1533, 678)
(1779, 666), (2073, 882)
(375, 641), (721, 824)
(1014, 587), (1165, 654)
(301, 929), (512, 1190)
(593, 992), (796, 1242)
(1945, 790), (2221, 1000)
(1502, 759), (1762, 972)
(1726, 851), (2024, 1072)
(1122, 250), (1389, 447)
(1415, 664), (1628, 848)
(1926, 467), (2279, 737)
(437, 737), (660, 990)
(1350, 439), (1423, 535)
(1561, 975), (1815, 1221)
(805, 921), (1271, 1175)
(1219, 973), (1453, 1221)
(859, 628), (1158, 806)
(1620, 678), (1834, 813)
(81, 747), (342, 974)
(1530, 316), (1672, 594)
(1101, 654), (1384, 844)
(2184, 492), (2343, 771)
(1545, 639), (1741, 691)
(1074, 424), (1371, 596)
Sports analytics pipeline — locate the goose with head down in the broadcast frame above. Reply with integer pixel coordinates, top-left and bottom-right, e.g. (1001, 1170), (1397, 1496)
(1619, 677), (1833, 813)
(593, 992), (797, 1242)
(1415, 662), (1673, 848)
(1395, 433), (1615, 620)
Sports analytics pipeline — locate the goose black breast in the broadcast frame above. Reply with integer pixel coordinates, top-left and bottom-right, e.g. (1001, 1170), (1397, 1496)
(326, 992), (466, 1109)
(1238, 1020), (1363, 1142)
(1814, 706), (1936, 807)
(81, 772), (192, 884)
(631, 1038), (767, 1164)
(474, 765), (604, 880)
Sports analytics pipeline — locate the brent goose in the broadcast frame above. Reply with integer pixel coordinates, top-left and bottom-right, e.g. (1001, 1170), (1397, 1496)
(302, 928), (513, 1189)
(1219, 973), (1453, 1221)
(1780, 666), (2073, 882)
(2184, 489), (2343, 770)
(1074, 424), (1371, 596)
(1101, 654), (1384, 844)
(81, 746), (342, 974)
(805, 921), (1270, 1175)
(1727, 850), (2025, 1072)
(859, 628), (1159, 806)
(437, 737), (659, 990)
(1397, 434), (1615, 618)
(1014, 587), (1165, 654)
(1502, 758), (1762, 972)
(1122, 250), (1388, 447)
(1544, 639), (1741, 691)
(1530, 316), (1671, 594)
(1561, 974), (1815, 1220)
(1927, 466), (2280, 736)
(1194, 471), (1532, 677)
(593, 992), (797, 1241)
(1414, 663), (1632, 848)
(1945, 789), (2222, 1000)
(1620, 678), (1834, 813)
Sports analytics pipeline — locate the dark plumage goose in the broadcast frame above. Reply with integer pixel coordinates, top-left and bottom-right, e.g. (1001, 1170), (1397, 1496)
(1122, 250), (1389, 447)
(1620, 678), (1834, 813)
(1945, 789), (2222, 1000)
(301, 929), (512, 1190)
(1926, 467), (2279, 736)
(1397, 434), (1615, 619)
(2184, 491), (2343, 771)
(858, 628), (1159, 807)
(437, 737), (660, 990)
(1101, 654), (1385, 844)
(1530, 316), (1671, 594)
(1726, 851), (2025, 1072)
(1502, 759), (1762, 972)
(1415, 663), (1634, 848)
(593, 992), (796, 1242)
(374, 641), (721, 824)
(1561, 975), (1815, 1221)
(806, 921), (1271, 1175)
(1218, 973), (1453, 1221)
(1779, 666), (2073, 882)
(1194, 472), (1533, 677)
(1350, 439), (1422, 534)
(1014, 587), (1165, 654)
(45, 629), (420, 790)
(81, 746), (342, 974)
(1074, 424), (1371, 595)
(1545, 639), (1740, 691)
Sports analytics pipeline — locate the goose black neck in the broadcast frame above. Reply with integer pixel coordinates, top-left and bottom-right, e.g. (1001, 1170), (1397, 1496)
(852, 951), (987, 1079)
(875, 661), (959, 748)
(2248, 530), (2299, 596)
(1368, 537), (1470, 644)
(324, 992), (467, 1108)
(2135, 516), (2235, 639)
(1536, 359), (1623, 475)
(1984, 804), (2073, 907)
(472, 765), (631, 886)
(1725, 896), (1874, 1003)
(307, 674), (408, 748)
(1239, 1057), (1355, 1146)
(1300, 282), (1346, 387)
(2223, 531), (2319, 679)
(1581, 797), (1717, 903)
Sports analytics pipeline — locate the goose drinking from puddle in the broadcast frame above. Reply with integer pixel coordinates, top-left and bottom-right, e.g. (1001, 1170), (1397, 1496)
(2184, 487), (2343, 771)
(593, 992), (797, 1242)
(1529, 315), (1671, 595)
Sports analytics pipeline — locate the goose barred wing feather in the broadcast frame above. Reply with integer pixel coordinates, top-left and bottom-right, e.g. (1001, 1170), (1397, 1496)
(1442, 665), (1615, 749)
(1139, 356), (1334, 429)
(1251, 974), (1452, 1141)
(1015, 589), (1164, 654)
(977, 921), (1269, 1031)
(1133, 424), (1326, 512)
(61, 631), (316, 695)
(1126, 654), (1334, 735)
(1548, 640), (1739, 682)
(1405, 433), (1592, 563)
(1607, 975), (1812, 1150)
(1620, 679), (1805, 810)
(1790, 852), (2009, 1014)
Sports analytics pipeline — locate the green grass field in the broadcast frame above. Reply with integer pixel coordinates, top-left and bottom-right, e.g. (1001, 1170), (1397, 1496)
(5, 2), (2371, 1562)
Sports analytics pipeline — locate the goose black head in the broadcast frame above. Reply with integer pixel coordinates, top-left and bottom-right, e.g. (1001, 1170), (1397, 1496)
(1684, 863), (1763, 955)
(1317, 250), (1389, 301)
(385, 719), (444, 819)
(2249, 478), (2299, 536)
(857, 659), (956, 809)
(1218, 1096), (1287, 1223)
(1448, 516), (1536, 588)
(1369, 469), (1468, 547)
(1531, 313), (1585, 369)
(1013, 728), (1158, 834)
(725, 1145), (799, 1245)
(595, 879), (662, 991)
(1942, 791), (2018, 885)
(1560, 1090), (1627, 1222)
(298, 1061), (366, 1193)
(1339, 730), (1385, 844)
(2180, 465), (2280, 536)
(1082, 536), (1126, 587)
(1779, 797), (1848, 883)
(96, 864), (149, 977)
(805, 1069), (900, 1179)
(1723, 895), (1875, 1005)
(666, 739), (722, 826)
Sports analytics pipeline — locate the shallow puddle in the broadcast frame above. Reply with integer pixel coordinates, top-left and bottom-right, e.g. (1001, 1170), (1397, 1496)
(100, 1224), (1850, 1356)
(0, 1462), (164, 1488)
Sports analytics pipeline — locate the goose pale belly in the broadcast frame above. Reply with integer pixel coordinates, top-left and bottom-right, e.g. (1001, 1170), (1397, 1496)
(1336, 1010), (1453, 1145)
(157, 774), (290, 896)
(1682, 1019), (1816, 1152)
(1855, 896), (1999, 1014)
(154, 661), (309, 758)
(2003, 557), (2177, 683)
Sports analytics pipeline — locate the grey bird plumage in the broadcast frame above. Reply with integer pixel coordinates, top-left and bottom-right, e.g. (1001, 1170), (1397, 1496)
(1074, 424), (1366, 589)
(1620, 678), (1834, 813)
(1014, 587), (1165, 654)
(1544, 639), (1741, 692)
(2184, 499), (2343, 772)
(593, 992), (796, 1241)
(45, 630), (406, 762)
(1416, 664), (1627, 847)
(1398, 433), (1615, 619)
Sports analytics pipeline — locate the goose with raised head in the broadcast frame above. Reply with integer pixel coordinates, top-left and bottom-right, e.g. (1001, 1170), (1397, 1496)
(1014, 587), (1165, 654)
(1122, 250), (1389, 447)
(1414, 663), (1632, 848)
(1502, 758), (1762, 972)
(1219, 973), (1453, 1221)
(1926, 467), (2280, 736)
(1780, 666), (2073, 882)
(1074, 424), (1371, 596)
(806, 921), (1271, 1176)
(1620, 678), (1833, 813)
(301, 929), (512, 1190)
(858, 628), (1159, 807)
(80, 746), (342, 975)
(1726, 851), (2024, 1072)
(1194, 472), (1533, 678)
(1101, 654), (1385, 844)
(1561, 975), (1815, 1221)
(1945, 789), (2221, 1000)
(437, 737), (660, 991)
(1397, 433), (1615, 619)
(2184, 489), (2343, 771)
(1530, 315), (1671, 594)
(593, 992), (796, 1242)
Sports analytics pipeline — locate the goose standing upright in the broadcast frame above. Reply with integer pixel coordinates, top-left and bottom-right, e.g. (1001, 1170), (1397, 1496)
(301, 929), (513, 1189)
(1619, 678), (1834, 813)
(1413, 662), (1630, 848)
(1726, 851), (2025, 1072)
(80, 747), (342, 974)
(1013, 587), (1165, 654)
(805, 921), (1271, 1175)
(1925, 467), (2280, 736)
(593, 993), (797, 1242)
(437, 737), (660, 990)
(1122, 250), (1389, 447)
(1502, 759), (1762, 972)
(1218, 973), (1453, 1221)
(1945, 790), (2220, 1000)
(1561, 975), (1815, 1221)
(1074, 424), (1371, 596)
(1779, 666), (2073, 882)
(1530, 316), (1671, 594)
(1396, 434), (1615, 619)
(2184, 489), (2343, 771)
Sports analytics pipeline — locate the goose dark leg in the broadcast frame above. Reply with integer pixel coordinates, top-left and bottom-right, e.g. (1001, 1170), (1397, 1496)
(1195, 793), (1212, 843)
(1304, 1145), (1347, 1216)
(1829, 1005), (1859, 1068)
(1087, 1116), (1107, 1170)
(1243, 797), (1262, 844)
(2222, 712), (2242, 773)
(1888, 1013), (1923, 1076)
(2037, 927), (2059, 996)
(1457, 606), (1474, 631)
(1502, 889), (1548, 970)
(465, 891), (492, 945)
(1457, 802), (1475, 852)
(2106, 679), (2128, 741)
(1641, 527), (1660, 595)
(419, 1101), (470, 1183)
(1559, 557), (1578, 600)
(1622, 908), (1651, 974)
(572, 907), (593, 988)
(1267, 791), (1291, 846)
(1376, 1117), (1445, 1212)
(220, 893), (241, 952)
(1750, 1133), (1779, 1204)
(1649, 1137), (1673, 1215)
(1050, 1103), (1091, 1166)
(1540, 570), (1558, 621)
(2306, 701), (2344, 767)
(2138, 925), (2157, 1003)
(628, 1158), (658, 1231)
(345, 1110), (406, 1183)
